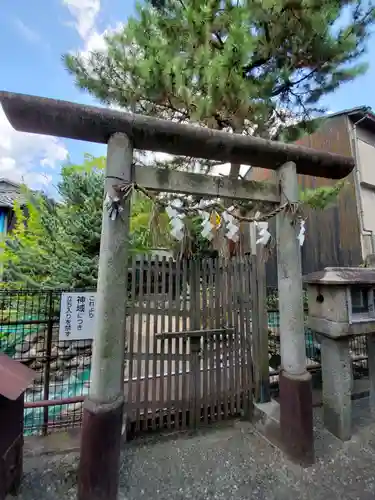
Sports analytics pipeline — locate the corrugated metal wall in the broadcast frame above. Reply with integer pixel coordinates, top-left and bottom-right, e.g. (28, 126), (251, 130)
(251, 116), (362, 287)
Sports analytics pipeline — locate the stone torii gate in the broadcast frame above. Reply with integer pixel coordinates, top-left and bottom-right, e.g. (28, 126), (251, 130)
(0, 91), (354, 500)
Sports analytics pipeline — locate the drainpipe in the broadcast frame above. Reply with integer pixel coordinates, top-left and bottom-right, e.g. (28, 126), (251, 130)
(350, 114), (374, 258)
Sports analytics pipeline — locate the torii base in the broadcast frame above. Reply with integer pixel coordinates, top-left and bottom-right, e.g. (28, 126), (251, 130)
(78, 395), (124, 500)
(279, 370), (314, 465)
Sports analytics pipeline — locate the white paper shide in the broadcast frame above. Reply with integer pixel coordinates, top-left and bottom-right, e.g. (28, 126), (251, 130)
(222, 207), (239, 242)
(255, 221), (271, 246)
(166, 199), (185, 241)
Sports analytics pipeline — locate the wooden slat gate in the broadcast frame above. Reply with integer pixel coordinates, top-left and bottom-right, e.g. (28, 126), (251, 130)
(124, 255), (253, 435)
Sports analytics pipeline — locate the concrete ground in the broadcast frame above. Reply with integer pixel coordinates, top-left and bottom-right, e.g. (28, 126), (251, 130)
(13, 398), (375, 500)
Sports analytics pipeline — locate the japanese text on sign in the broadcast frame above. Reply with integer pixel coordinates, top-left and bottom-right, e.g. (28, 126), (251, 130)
(59, 292), (97, 340)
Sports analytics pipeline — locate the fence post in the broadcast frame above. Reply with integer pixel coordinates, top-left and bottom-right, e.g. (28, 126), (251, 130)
(250, 223), (270, 403)
(78, 133), (133, 500)
(276, 161), (313, 463)
(190, 259), (201, 428)
(42, 290), (54, 436)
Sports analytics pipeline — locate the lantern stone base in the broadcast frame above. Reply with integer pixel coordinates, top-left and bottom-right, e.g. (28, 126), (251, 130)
(321, 336), (352, 441)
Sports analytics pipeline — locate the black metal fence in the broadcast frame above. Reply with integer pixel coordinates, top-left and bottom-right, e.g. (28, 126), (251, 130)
(0, 288), (369, 435)
(0, 289), (90, 435)
(267, 308), (369, 386)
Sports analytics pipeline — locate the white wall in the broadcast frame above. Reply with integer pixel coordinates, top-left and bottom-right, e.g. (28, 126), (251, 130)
(357, 137), (375, 187)
(356, 128), (375, 249)
(361, 185), (375, 233)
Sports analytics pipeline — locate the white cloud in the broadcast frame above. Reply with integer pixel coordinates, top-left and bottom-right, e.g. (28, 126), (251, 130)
(84, 25), (114, 53)
(62, 0), (101, 43)
(212, 163), (249, 177)
(62, 0), (124, 61)
(14, 19), (42, 45)
(28, 173), (53, 187)
(137, 150), (250, 178)
(76, 22), (124, 64)
(0, 107), (68, 189)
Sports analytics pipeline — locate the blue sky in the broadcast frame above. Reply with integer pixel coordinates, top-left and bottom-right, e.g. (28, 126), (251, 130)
(0, 0), (134, 193)
(1, 0), (375, 195)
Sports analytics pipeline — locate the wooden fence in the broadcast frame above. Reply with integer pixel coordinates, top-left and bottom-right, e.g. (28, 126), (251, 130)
(123, 255), (253, 434)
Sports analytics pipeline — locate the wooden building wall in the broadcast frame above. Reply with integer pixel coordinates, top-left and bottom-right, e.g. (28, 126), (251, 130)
(250, 116), (362, 287)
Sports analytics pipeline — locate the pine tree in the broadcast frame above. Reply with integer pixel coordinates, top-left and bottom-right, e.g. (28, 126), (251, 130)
(64, 0), (375, 180)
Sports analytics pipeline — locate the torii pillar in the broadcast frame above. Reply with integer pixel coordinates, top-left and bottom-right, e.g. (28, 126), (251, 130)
(276, 161), (313, 464)
(78, 133), (133, 500)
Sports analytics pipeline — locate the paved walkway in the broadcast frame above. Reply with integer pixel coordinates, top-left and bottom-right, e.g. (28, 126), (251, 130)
(13, 399), (375, 500)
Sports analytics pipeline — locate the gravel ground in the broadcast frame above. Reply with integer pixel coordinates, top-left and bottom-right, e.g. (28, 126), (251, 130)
(13, 399), (375, 500)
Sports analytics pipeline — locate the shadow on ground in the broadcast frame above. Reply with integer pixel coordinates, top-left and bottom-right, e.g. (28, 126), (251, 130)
(13, 398), (375, 500)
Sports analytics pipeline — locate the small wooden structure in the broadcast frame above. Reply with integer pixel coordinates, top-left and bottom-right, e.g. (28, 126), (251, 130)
(124, 255), (253, 435)
(305, 267), (375, 440)
(0, 353), (35, 499)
